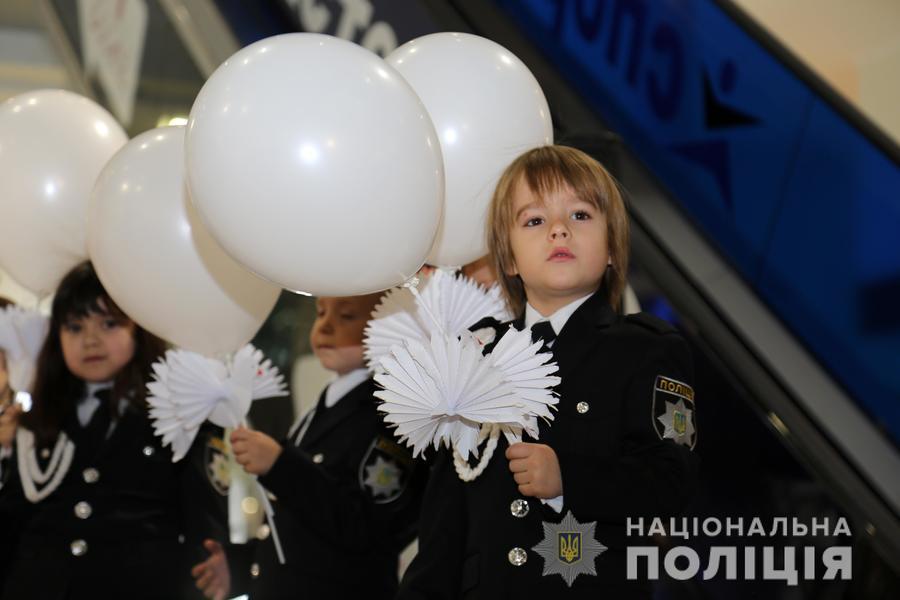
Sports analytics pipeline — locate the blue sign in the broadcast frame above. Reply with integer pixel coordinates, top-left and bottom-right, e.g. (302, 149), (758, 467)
(215, 0), (439, 53)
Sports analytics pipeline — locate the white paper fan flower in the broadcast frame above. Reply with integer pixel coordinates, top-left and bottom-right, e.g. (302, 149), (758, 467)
(485, 327), (562, 443)
(364, 282), (422, 371)
(374, 327), (560, 460)
(364, 269), (511, 372)
(0, 305), (49, 393)
(147, 344), (288, 461)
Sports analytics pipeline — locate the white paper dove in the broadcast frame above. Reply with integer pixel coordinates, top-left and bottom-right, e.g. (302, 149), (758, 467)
(374, 326), (560, 461)
(147, 344), (288, 461)
(483, 327), (562, 443)
(364, 269), (512, 372)
(0, 305), (49, 393)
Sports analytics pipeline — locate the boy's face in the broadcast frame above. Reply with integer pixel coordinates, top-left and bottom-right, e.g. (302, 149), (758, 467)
(310, 295), (378, 375)
(59, 305), (137, 383)
(507, 178), (609, 314)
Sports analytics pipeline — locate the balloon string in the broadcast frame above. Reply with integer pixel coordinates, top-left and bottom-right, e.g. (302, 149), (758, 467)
(405, 274), (450, 342)
(408, 285), (446, 339)
(257, 484), (286, 564)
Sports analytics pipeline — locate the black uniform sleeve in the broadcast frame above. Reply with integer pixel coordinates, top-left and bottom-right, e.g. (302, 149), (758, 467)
(177, 425), (232, 567)
(396, 450), (465, 600)
(259, 433), (425, 552)
(0, 445), (29, 590)
(0, 449), (11, 488)
(556, 333), (699, 522)
(223, 539), (257, 596)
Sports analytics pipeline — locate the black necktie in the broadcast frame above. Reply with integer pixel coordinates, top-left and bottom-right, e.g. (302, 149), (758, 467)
(80, 388), (112, 458)
(530, 321), (557, 350)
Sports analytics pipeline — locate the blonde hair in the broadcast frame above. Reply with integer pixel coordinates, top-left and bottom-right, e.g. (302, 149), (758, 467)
(487, 145), (630, 317)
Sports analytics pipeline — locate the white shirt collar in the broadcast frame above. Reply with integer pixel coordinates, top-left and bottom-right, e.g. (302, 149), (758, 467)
(76, 381), (114, 427)
(324, 367), (369, 409)
(524, 293), (593, 337)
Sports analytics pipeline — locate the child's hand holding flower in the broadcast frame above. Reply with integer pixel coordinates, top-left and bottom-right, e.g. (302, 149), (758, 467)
(506, 442), (563, 499)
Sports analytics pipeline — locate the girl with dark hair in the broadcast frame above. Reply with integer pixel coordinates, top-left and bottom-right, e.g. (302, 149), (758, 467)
(0, 262), (229, 600)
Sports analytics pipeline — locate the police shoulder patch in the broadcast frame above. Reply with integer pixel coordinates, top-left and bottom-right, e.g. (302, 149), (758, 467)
(358, 435), (413, 504)
(651, 375), (697, 449)
(204, 435), (231, 496)
(625, 313), (677, 335)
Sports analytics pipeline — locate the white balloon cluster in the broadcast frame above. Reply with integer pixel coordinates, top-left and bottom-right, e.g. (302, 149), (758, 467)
(0, 90), (126, 297)
(89, 126), (280, 357)
(186, 33), (445, 296)
(388, 33), (553, 267)
(0, 30), (551, 369)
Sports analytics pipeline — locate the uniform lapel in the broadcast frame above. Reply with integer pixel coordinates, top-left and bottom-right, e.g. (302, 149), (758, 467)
(552, 290), (617, 382)
(300, 379), (374, 449)
(95, 406), (145, 461)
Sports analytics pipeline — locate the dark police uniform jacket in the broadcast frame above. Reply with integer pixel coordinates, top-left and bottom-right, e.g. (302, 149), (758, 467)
(0, 399), (230, 600)
(398, 290), (699, 599)
(232, 377), (426, 599)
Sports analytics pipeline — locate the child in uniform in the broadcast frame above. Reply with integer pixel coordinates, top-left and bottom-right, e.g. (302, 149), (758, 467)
(192, 294), (426, 600)
(0, 262), (229, 599)
(398, 145), (699, 598)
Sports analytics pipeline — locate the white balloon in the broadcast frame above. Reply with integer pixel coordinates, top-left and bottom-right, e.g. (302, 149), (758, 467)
(88, 127), (281, 356)
(0, 90), (128, 296)
(186, 33), (443, 296)
(388, 33), (554, 268)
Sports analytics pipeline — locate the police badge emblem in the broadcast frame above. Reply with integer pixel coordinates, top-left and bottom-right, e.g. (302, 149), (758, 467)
(532, 511), (608, 587)
(205, 435), (231, 496)
(358, 435), (413, 504)
(652, 375), (697, 449)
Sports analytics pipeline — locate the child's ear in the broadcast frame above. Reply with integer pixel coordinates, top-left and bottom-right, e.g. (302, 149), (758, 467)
(505, 260), (518, 277)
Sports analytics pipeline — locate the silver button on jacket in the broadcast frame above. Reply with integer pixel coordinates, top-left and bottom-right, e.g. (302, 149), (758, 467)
(74, 501), (92, 520)
(510, 499), (530, 518)
(508, 547), (527, 566)
(70, 539), (88, 556)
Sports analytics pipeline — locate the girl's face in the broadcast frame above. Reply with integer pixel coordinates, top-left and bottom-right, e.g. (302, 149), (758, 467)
(508, 178), (609, 315)
(60, 306), (136, 383)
